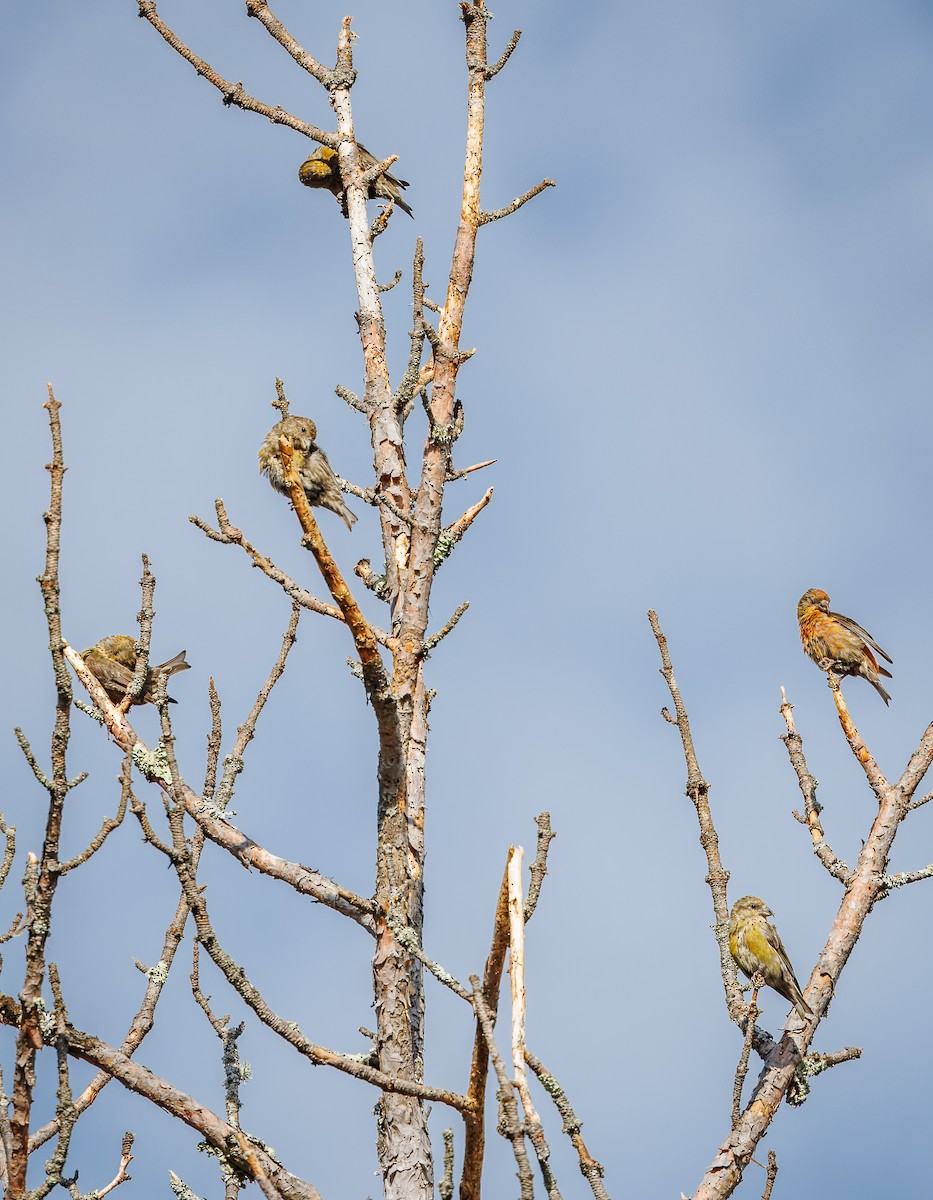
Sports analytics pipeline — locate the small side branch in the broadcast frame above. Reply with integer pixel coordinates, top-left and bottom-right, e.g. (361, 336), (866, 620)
(881, 865), (933, 891)
(244, 0), (333, 87)
(421, 602), (470, 656)
(732, 989), (760, 1127)
(479, 179), (556, 226)
(787, 1045), (862, 1107)
(524, 812), (555, 923)
(434, 488), (494, 570)
(779, 689), (851, 885)
(57, 769), (130, 874)
(524, 1050), (608, 1200)
(190, 502), (341, 622)
(446, 458), (496, 482)
(761, 1151), (778, 1200)
(485, 29), (522, 78)
(137, 1), (332, 142)
(648, 611), (741, 1016)
(214, 602), (300, 812)
(439, 1129), (455, 1200)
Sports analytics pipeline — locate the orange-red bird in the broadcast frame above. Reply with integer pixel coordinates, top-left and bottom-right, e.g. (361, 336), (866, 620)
(797, 588), (892, 705)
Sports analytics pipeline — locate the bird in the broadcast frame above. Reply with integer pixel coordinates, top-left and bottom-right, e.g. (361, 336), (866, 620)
(258, 414), (357, 530)
(797, 588), (892, 705)
(729, 895), (812, 1018)
(80, 636), (190, 706)
(298, 144), (413, 218)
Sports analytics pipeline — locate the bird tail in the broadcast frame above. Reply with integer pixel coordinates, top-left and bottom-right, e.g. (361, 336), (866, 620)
(872, 678), (892, 706)
(339, 504), (358, 531)
(156, 651), (190, 678)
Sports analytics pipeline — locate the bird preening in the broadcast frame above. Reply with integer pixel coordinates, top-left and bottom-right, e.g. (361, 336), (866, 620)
(729, 895), (812, 1018)
(258, 414), (357, 531)
(298, 144), (413, 219)
(797, 587), (893, 705)
(80, 635), (190, 706)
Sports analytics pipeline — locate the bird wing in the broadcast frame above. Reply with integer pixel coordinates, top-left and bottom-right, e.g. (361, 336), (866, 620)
(834, 612), (893, 664)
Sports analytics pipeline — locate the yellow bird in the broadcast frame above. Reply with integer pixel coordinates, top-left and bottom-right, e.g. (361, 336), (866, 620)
(729, 895), (812, 1017)
(298, 145), (413, 218)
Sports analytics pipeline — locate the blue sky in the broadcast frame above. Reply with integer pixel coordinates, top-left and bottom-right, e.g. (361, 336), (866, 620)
(3, 2), (933, 1196)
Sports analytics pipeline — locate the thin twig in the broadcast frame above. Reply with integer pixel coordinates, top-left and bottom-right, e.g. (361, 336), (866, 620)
(485, 29), (522, 78)
(761, 1151), (778, 1200)
(732, 989), (760, 1127)
(137, 1), (333, 141)
(433, 488), (494, 571)
(215, 601), (300, 812)
(470, 976), (534, 1200)
(524, 812), (555, 922)
(779, 689), (851, 884)
(422, 601), (470, 656)
(446, 458), (496, 481)
(439, 1129), (455, 1200)
(479, 179), (556, 226)
(524, 1049), (608, 1200)
(648, 611), (742, 1016)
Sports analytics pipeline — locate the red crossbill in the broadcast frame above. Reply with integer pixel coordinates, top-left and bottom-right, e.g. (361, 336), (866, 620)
(258, 414), (357, 531)
(797, 588), (892, 705)
(729, 895), (812, 1017)
(298, 145), (413, 218)
(80, 636), (190, 706)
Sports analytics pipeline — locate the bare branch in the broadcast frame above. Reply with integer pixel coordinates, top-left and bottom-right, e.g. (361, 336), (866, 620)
(439, 1129), (455, 1200)
(244, 0), (334, 87)
(335, 383), (368, 415)
(524, 1050), (608, 1200)
(422, 601), (470, 656)
(137, 1), (333, 143)
(524, 812), (555, 923)
(56, 766), (130, 874)
(761, 1151), (778, 1200)
(485, 29), (522, 79)
(215, 601), (300, 812)
(648, 610), (742, 1017)
(479, 179), (556, 226)
(731, 989), (760, 1127)
(779, 689), (851, 884)
(446, 458), (496, 482)
(387, 917), (472, 1003)
(433, 488), (494, 571)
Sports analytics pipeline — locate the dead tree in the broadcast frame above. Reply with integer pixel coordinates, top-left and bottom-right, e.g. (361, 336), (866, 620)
(650, 610), (933, 1199)
(4, 5), (621, 1199)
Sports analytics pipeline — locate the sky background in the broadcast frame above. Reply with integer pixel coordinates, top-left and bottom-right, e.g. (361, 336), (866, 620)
(3, 1), (933, 1196)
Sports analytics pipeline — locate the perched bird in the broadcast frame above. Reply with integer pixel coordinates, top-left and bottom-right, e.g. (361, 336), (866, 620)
(729, 895), (812, 1018)
(81, 636), (190, 706)
(258, 414), (357, 530)
(298, 145), (413, 218)
(797, 588), (892, 705)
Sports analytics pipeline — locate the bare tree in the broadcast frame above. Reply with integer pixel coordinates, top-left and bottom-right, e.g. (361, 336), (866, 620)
(7, 6), (923, 1200)
(649, 610), (933, 1199)
(4, 4), (621, 1199)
